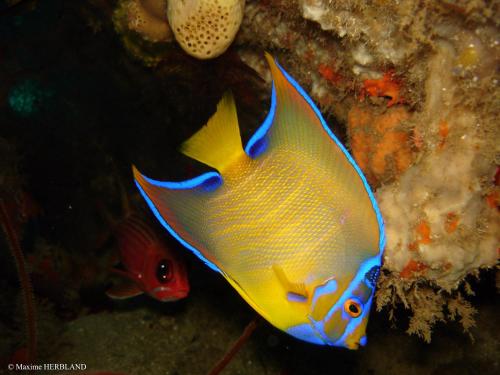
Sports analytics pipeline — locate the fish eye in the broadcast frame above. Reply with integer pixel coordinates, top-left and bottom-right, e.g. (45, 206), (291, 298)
(344, 298), (362, 318)
(156, 259), (172, 283)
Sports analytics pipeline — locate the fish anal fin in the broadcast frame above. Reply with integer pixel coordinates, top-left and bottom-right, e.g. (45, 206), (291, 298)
(272, 265), (308, 302)
(180, 92), (245, 172)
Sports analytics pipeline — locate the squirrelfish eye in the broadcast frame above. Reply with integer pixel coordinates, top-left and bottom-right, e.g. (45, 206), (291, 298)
(344, 298), (363, 318)
(156, 259), (172, 283)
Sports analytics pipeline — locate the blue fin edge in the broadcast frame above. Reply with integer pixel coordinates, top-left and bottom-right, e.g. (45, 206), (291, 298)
(248, 55), (386, 254)
(244, 83), (277, 158)
(133, 172), (222, 273)
(139, 171), (223, 191)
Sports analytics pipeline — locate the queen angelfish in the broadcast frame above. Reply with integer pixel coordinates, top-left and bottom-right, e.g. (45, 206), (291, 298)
(133, 53), (385, 349)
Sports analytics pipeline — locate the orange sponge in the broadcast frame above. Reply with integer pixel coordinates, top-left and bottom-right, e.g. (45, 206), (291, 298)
(347, 105), (413, 186)
(361, 71), (403, 107)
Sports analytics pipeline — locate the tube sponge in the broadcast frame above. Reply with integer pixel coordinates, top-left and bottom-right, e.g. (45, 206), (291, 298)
(167, 0), (245, 59)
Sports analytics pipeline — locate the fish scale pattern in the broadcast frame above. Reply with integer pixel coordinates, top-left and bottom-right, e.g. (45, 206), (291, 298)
(136, 130), (380, 318)
(197, 147), (379, 291)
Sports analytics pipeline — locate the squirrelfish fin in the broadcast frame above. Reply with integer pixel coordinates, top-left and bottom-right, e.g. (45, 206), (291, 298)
(106, 279), (144, 299)
(181, 92), (245, 173)
(272, 265), (308, 302)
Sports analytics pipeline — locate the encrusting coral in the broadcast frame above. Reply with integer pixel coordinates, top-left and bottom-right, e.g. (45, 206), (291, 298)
(377, 38), (499, 290)
(347, 105), (413, 186)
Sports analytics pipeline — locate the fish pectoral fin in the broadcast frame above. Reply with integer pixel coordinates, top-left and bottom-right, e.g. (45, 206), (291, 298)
(272, 264), (308, 302)
(106, 279), (144, 300)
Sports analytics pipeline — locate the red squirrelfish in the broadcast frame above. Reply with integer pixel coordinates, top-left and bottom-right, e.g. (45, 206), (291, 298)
(106, 214), (189, 302)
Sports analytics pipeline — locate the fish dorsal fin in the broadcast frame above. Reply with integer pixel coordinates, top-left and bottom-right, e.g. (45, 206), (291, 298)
(246, 53), (339, 160)
(246, 54), (386, 253)
(181, 92), (244, 173)
(272, 265), (308, 302)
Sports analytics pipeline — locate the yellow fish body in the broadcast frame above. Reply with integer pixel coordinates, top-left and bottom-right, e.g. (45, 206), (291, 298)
(133, 54), (385, 349)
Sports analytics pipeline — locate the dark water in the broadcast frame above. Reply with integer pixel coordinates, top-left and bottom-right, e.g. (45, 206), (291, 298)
(0, 1), (498, 375)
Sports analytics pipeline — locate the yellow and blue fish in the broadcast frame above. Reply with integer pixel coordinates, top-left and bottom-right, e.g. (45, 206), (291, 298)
(133, 53), (385, 349)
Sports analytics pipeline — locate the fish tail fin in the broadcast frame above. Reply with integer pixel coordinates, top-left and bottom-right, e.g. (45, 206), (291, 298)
(180, 92), (244, 173)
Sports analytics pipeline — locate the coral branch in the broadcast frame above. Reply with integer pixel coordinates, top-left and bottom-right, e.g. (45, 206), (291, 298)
(207, 316), (260, 375)
(0, 198), (37, 363)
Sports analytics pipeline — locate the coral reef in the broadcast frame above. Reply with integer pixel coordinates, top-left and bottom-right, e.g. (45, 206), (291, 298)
(113, 0), (246, 61)
(168, 0), (246, 59)
(360, 71), (404, 107)
(347, 105), (413, 186)
(126, 0), (172, 42)
(109, 0), (498, 343)
(376, 271), (478, 343)
(1, 2), (498, 372)
(113, 0), (173, 66)
(111, 0), (499, 342)
(232, 0), (499, 340)
(377, 38), (499, 289)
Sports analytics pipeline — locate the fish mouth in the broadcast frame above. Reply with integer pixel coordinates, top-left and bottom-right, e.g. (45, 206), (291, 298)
(306, 316), (366, 349)
(344, 336), (367, 350)
(345, 342), (360, 350)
